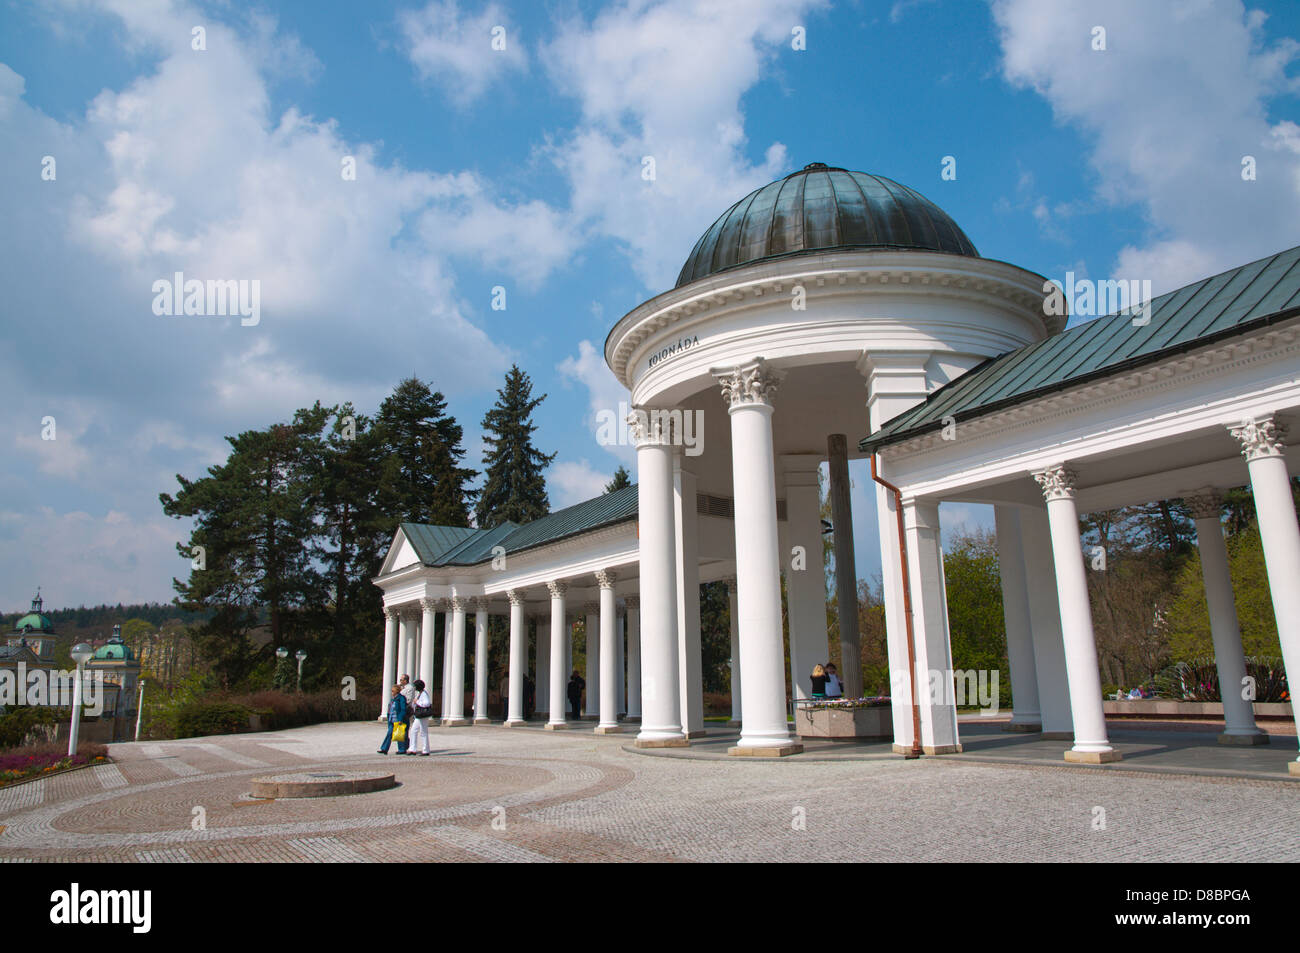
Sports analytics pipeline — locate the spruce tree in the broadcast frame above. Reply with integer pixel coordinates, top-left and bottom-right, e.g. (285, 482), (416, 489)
(476, 365), (556, 527)
(604, 465), (632, 493)
(375, 378), (477, 527)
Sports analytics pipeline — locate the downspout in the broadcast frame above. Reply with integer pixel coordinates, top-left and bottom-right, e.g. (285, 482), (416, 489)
(870, 453), (924, 760)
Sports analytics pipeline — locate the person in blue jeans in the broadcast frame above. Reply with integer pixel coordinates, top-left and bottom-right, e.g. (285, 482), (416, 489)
(378, 684), (409, 754)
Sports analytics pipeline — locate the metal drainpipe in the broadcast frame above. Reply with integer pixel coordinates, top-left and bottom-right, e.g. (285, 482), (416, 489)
(870, 454), (924, 760)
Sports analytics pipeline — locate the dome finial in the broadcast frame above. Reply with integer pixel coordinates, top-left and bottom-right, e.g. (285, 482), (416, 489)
(803, 161), (829, 170)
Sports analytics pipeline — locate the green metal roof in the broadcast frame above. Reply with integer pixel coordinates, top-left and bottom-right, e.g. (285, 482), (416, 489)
(391, 485), (639, 572)
(398, 524), (479, 565)
(860, 245), (1300, 454)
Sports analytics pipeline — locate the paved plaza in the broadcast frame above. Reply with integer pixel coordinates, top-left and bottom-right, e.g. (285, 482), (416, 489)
(0, 721), (1295, 863)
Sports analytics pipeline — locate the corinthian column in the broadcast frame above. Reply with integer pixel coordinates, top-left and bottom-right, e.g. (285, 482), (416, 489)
(545, 581), (569, 730)
(1031, 464), (1119, 763)
(419, 599), (438, 702)
(1228, 416), (1300, 774)
(713, 358), (801, 756)
(472, 597), (490, 724)
(443, 596), (469, 726)
(595, 570), (621, 733)
(505, 590), (527, 726)
(380, 609), (398, 720)
(629, 409), (685, 746)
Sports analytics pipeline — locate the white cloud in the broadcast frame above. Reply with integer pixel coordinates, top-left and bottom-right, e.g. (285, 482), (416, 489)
(549, 458), (613, 508)
(398, 0), (528, 106)
(993, 0), (1300, 294)
(557, 339), (634, 468)
(542, 0), (827, 291)
(0, 506), (180, 611)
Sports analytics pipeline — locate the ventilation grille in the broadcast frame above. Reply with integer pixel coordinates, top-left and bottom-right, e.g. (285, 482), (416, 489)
(696, 493), (787, 520)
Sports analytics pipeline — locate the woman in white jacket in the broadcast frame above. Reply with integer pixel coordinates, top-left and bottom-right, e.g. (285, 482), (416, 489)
(408, 679), (433, 756)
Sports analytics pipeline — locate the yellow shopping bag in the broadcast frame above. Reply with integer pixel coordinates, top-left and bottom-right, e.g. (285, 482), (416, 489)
(392, 721), (407, 743)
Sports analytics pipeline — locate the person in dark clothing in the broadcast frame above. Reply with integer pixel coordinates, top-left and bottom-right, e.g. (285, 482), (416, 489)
(810, 663), (828, 698)
(567, 670), (585, 721)
(523, 674), (535, 719)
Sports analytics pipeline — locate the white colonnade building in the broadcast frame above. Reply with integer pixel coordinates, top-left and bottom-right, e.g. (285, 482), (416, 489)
(374, 163), (1300, 775)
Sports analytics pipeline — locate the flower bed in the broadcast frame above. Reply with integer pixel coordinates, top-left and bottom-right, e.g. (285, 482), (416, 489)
(0, 744), (110, 788)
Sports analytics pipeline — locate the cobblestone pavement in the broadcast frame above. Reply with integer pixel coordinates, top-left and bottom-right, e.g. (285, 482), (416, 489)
(0, 722), (1295, 862)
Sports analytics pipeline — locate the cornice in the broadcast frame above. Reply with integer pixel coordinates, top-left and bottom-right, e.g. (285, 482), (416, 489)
(884, 324), (1300, 459)
(606, 251), (1055, 388)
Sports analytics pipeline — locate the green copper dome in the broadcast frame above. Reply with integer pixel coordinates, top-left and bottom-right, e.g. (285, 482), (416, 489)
(92, 642), (133, 661)
(13, 612), (53, 633)
(675, 163), (979, 288)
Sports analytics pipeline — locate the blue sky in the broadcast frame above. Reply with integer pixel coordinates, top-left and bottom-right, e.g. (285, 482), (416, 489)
(1, 0), (1297, 611)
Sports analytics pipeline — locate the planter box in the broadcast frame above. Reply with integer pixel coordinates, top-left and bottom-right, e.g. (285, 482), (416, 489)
(1103, 700), (1293, 720)
(795, 705), (892, 739)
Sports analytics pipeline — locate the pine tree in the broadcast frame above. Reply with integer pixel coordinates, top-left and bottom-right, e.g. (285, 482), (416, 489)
(604, 465), (632, 493)
(375, 378), (477, 527)
(160, 405), (328, 685)
(476, 365), (556, 527)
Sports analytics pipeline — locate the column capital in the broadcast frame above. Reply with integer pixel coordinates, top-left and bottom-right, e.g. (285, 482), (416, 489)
(546, 579), (568, 598)
(722, 574), (738, 594)
(595, 568), (617, 589)
(623, 594), (640, 610)
(469, 596), (489, 612)
(627, 407), (675, 447)
(383, 607), (397, 620)
(711, 357), (784, 409)
(435, 597), (451, 610)
(419, 598), (438, 613)
(506, 589), (526, 606)
(1228, 415), (1288, 461)
(450, 595), (468, 612)
(583, 600), (600, 614)
(1031, 464), (1078, 502)
(1183, 487), (1224, 521)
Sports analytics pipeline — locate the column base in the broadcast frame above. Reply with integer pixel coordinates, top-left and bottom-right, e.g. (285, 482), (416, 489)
(1217, 731), (1270, 746)
(544, 723), (570, 731)
(684, 729), (707, 739)
(1002, 721), (1041, 733)
(922, 744), (963, 755)
(594, 725), (622, 734)
(1041, 730), (1074, 741)
(473, 717), (491, 725)
(503, 719), (528, 727)
(440, 717), (470, 727)
(1063, 748), (1122, 764)
(1289, 761), (1300, 777)
(729, 743), (804, 758)
(634, 736), (688, 748)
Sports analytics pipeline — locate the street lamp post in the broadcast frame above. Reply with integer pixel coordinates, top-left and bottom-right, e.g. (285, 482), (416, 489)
(68, 642), (93, 758)
(134, 679), (146, 742)
(295, 650), (307, 693)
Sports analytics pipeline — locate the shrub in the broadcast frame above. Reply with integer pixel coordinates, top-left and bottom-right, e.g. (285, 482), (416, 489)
(172, 701), (254, 738)
(1150, 656), (1289, 703)
(0, 706), (65, 750)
